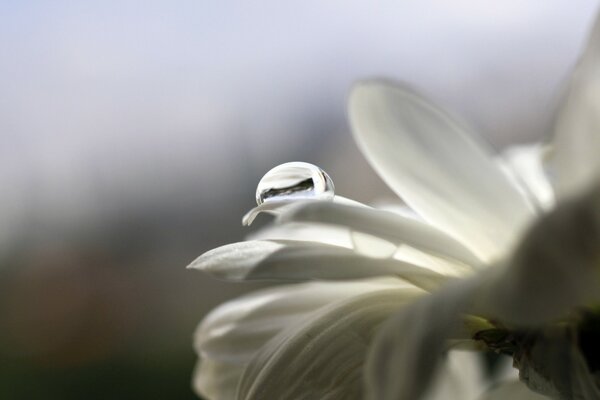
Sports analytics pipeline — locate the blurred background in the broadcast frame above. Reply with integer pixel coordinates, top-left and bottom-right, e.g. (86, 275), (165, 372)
(1, 1), (599, 398)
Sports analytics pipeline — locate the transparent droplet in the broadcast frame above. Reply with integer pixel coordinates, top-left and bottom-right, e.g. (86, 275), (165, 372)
(256, 162), (335, 205)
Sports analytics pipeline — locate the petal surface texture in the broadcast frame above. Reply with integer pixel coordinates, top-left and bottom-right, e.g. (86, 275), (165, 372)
(188, 240), (448, 291)
(366, 184), (600, 400)
(365, 277), (481, 400)
(237, 286), (424, 400)
(281, 201), (482, 267)
(349, 81), (534, 261)
(476, 184), (600, 326)
(193, 279), (404, 399)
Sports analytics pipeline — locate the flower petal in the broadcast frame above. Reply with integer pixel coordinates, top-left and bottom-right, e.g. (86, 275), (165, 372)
(549, 12), (600, 199)
(193, 279), (404, 399)
(424, 350), (486, 400)
(280, 201), (482, 268)
(349, 81), (534, 261)
(188, 240), (449, 291)
(237, 287), (424, 400)
(195, 279), (402, 364)
(192, 358), (243, 400)
(365, 277), (481, 400)
(242, 196), (367, 226)
(365, 184), (600, 400)
(247, 221), (353, 248)
(475, 184), (600, 326)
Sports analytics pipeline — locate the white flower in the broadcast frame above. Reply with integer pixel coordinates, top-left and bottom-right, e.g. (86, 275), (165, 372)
(189, 12), (600, 400)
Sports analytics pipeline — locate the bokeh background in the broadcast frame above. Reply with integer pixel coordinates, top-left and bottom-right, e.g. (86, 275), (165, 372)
(1, 1), (599, 398)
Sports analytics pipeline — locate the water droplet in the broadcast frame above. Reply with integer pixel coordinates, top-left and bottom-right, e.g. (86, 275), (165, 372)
(256, 162), (335, 205)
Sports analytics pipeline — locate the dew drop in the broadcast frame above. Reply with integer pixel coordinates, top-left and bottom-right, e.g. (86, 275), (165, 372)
(256, 162), (335, 205)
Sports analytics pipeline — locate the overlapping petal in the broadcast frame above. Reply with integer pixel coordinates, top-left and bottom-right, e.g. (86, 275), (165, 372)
(365, 276), (483, 400)
(237, 287), (424, 400)
(192, 358), (244, 400)
(189, 240), (449, 291)
(247, 221), (353, 248)
(242, 196), (367, 226)
(193, 12), (600, 400)
(366, 184), (600, 400)
(349, 81), (534, 261)
(280, 201), (482, 267)
(476, 184), (600, 326)
(193, 279), (406, 399)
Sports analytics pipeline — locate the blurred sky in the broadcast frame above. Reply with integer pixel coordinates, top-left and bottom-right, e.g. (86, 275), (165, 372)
(1, 1), (599, 398)
(1, 0), (599, 249)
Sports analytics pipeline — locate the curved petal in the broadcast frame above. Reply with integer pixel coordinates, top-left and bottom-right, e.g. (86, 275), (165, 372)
(195, 279), (403, 364)
(280, 201), (482, 267)
(365, 276), (483, 400)
(365, 184), (600, 400)
(193, 279), (405, 399)
(475, 184), (600, 326)
(249, 216), (474, 276)
(424, 350), (486, 400)
(237, 287), (424, 400)
(242, 196), (367, 226)
(549, 12), (600, 199)
(349, 81), (534, 261)
(247, 222), (353, 248)
(192, 358), (243, 400)
(188, 240), (449, 291)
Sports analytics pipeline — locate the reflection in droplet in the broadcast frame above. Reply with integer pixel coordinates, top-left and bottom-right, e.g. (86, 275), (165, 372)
(256, 162), (335, 205)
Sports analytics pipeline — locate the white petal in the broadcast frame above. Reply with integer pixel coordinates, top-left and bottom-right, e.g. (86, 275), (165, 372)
(549, 12), (600, 199)
(237, 286), (424, 400)
(369, 201), (420, 219)
(365, 185), (600, 400)
(351, 231), (398, 258)
(474, 184), (600, 326)
(394, 244), (474, 277)
(242, 195), (367, 226)
(281, 201), (482, 268)
(188, 240), (449, 291)
(192, 358), (243, 400)
(478, 380), (549, 400)
(195, 279), (403, 364)
(499, 144), (555, 211)
(349, 81), (534, 261)
(423, 350), (487, 400)
(365, 276), (485, 400)
(247, 221), (353, 248)
(188, 240), (283, 275)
